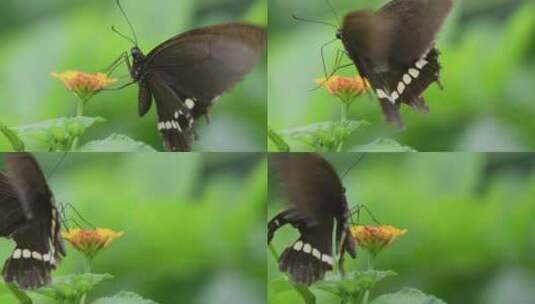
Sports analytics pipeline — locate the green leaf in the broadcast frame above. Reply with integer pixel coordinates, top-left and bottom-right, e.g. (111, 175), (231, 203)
(0, 124), (25, 151)
(268, 277), (316, 304)
(91, 291), (159, 304)
(14, 116), (105, 151)
(268, 128), (290, 152)
(353, 138), (417, 152)
(280, 120), (368, 152)
(370, 287), (447, 304)
(34, 273), (113, 302)
(269, 277), (295, 295)
(314, 270), (397, 297)
(78, 134), (157, 152)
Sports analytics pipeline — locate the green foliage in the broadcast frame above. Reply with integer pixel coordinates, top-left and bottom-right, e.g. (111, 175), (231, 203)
(352, 139), (416, 152)
(79, 134), (156, 152)
(268, 128), (290, 152)
(370, 288), (447, 304)
(315, 271), (397, 298)
(35, 273), (113, 303)
(0, 124), (24, 151)
(278, 120), (369, 152)
(91, 291), (158, 304)
(14, 117), (104, 151)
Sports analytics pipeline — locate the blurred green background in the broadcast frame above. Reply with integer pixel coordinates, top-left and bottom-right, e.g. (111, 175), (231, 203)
(0, 0), (267, 152)
(268, 0), (535, 152)
(268, 153), (535, 304)
(0, 153), (266, 304)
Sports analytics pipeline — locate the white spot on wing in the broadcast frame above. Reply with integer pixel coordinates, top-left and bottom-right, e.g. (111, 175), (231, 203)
(32, 252), (42, 260)
(415, 59), (428, 69)
(321, 254), (333, 266)
(409, 68), (420, 78)
(293, 241), (303, 251)
(403, 74), (412, 85)
(185, 98), (195, 109)
(312, 248), (321, 259)
(303, 243), (312, 254)
(12, 249), (22, 259)
(397, 82), (405, 95)
(391, 91), (399, 102)
(22, 249), (31, 258)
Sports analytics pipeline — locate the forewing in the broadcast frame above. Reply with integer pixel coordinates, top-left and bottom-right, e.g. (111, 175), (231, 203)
(0, 173), (25, 237)
(143, 23), (266, 117)
(270, 153), (347, 227)
(378, 0), (453, 65)
(4, 153), (53, 220)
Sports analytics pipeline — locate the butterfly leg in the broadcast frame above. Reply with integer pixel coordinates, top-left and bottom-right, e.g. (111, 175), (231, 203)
(100, 51), (128, 75)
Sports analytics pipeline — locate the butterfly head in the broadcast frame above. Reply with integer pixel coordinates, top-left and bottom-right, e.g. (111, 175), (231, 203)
(130, 47), (146, 80)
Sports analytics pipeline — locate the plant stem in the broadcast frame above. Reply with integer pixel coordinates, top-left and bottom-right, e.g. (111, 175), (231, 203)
(268, 243), (279, 261)
(7, 283), (32, 304)
(340, 103), (348, 122)
(76, 99), (85, 117)
(269, 243), (316, 304)
(362, 290), (370, 304)
(84, 256), (92, 273)
(367, 253), (376, 271)
(70, 98), (86, 151)
(335, 103), (350, 152)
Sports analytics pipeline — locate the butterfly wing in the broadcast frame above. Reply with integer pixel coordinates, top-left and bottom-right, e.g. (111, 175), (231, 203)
(378, 0), (453, 65)
(0, 173), (25, 238)
(146, 72), (196, 151)
(143, 23), (266, 115)
(341, 0), (452, 126)
(270, 153), (354, 285)
(1, 153), (65, 289)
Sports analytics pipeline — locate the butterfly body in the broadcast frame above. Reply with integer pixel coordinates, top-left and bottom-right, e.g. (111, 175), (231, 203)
(337, 0), (452, 127)
(0, 153), (65, 289)
(268, 153), (356, 285)
(127, 23), (266, 151)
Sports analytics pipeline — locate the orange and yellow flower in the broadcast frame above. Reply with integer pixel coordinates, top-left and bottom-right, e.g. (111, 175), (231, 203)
(316, 75), (370, 104)
(62, 228), (123, 258)
(350, 225), (407, 256)
(52, 71), (116, 100)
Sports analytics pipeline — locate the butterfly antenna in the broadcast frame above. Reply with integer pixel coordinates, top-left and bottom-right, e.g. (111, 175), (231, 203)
(115, 0), (138, 46)
(341, 153), (367, 179)
(111, 25), (137, 46)
(46, 152), (68, 180)
(292, 14), (338, 28)
(324, 0), (341, 27)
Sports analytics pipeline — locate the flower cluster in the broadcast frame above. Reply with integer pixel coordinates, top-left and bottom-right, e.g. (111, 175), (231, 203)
(350, 225), (407, 256)
(62, 228), (123, 259)
(316, 75), (370, 105)
(52, 71), (116, 100)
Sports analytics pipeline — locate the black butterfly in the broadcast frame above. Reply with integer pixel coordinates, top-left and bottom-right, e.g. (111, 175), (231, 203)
(336, 0), (453, 127)
(268, 153), (356, 286)
(113, 2), (266, 151)
(0, 153), (65, 289)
